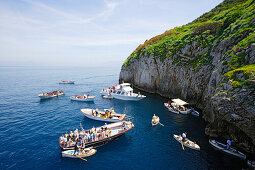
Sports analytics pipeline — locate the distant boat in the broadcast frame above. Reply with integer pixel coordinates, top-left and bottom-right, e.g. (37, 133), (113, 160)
(38, 90), (64, 99)
(164, 99), (190, 114)
(209, 139), (246, 159)
(62, 148), (96, 158)
(59, 80), (75, 84)
(190, 108), (199, 116)
(151, 115), (160, 126)
(70, 95), (95, 102)
(59, 121), (134, 150)
(100, 82), (146, 101)
(247, 160), (255, 168)
(173, 134), (200, 150)
(80, 108), (126, 122)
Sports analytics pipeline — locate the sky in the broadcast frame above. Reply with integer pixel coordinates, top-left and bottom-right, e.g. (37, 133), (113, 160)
(0, 0), (223, 67)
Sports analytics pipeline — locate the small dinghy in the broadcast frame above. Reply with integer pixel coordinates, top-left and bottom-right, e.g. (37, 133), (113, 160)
(190, 108), (199, 117)
(151, 114), (160, 126)
(62, 148), (96, 158)
(173, 134), (200, 150)
(38, 90), (64, 99)
(103, 94), (113, 99)
(247, 160), (255, 168)
(59, 80), (75, 84)
(209, 139), (246, 159)
(70, 95), (95, 102)
(81, 108), (126, 122)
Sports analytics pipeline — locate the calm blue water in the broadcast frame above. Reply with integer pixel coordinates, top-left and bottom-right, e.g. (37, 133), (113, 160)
(0, 66), (246, 169)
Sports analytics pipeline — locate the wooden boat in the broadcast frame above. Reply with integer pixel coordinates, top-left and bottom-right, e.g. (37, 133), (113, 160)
(59, 80), (75, 84)
(151, 115), (159, 126)
(173, 134), (200, 150)
(59, 121), (134, 150)
(164, 99), (191, 114)
(247, 160), (255, 168)
(38, 90), (64, 99)
(209, 139), (246, 159)
(62, 148), (96, 158)
(80, 108), (126, 122)
(70, 95), (95, 102)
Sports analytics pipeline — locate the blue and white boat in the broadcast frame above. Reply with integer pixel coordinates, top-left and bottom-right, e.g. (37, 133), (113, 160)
(209, 139), (246, 159)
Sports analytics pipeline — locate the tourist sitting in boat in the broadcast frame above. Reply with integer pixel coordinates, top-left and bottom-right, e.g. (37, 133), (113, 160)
(182, 132), (187, 142)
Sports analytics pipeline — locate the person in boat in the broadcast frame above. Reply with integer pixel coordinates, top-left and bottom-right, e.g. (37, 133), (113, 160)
(152, 114), (157, 124)
(226, 139), (234, 149)
(182, 132), (187, 142)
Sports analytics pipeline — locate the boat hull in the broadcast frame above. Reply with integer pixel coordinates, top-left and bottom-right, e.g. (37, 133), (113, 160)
(112, 93), (145, 101)
(209, 139), (246, 159)
(70, 96), (95, 102)
(81, 111), (123, 123)
(173, 134), (200, 150)
(59, 81), (75, 84)
(151, 117), (160, 126)
(62, 149), (96, 158)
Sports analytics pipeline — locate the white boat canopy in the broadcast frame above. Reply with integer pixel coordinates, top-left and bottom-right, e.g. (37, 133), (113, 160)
(172, 98), (189, 106)
(123, 86), (133, 92)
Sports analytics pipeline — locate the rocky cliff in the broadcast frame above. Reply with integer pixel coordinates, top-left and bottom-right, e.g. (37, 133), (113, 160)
(120, 0), (255, 153)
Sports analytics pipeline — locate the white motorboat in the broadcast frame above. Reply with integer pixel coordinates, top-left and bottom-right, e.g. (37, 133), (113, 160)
(70, 95), (95, 102)
(59, 80), (75, 84)
(164, 99), (190, 114)
(38, 90), (64, 99)
(80, 108), (126, 122)
(100, 83), (146, 101)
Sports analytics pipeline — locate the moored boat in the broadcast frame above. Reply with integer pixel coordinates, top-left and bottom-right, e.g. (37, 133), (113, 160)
(70, 95), (95, 102)
(151, 114), (160, 126)
(100, 82), (146, 101)
(80, 108), (126, 122)
(164, 99), (190, 114)
(38, 90), (64, 99)
(59, 80), (75, 84)
(247, 160), (255, 168)
(190, 107), (199, 117)
(209, 139), (246, 159)
(103, 94), (113, 99)
(173, 134), (200, 150)
(62, 148), (96, 158)
(59, 121), (134, 150)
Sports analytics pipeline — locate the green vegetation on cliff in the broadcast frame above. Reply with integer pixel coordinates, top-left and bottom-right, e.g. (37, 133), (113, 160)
(123, 0), (255, 74)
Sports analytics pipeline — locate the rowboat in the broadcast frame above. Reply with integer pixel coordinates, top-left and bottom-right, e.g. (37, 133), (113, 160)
(59, 121), (134, 150)
(173, 134), (200, 150)
(209, 139), (246, 159)
(62, 148), (96, 158)
(80, 108), (126, 122)
(190, 108), (199, 116)
(247, 160), (255, 168)
(164, 103), (179, 114)
(38, 90), (64, 99)
(151, 115), (159, 126)
(70, 95), (95, 102)
(59, 80), (75, 84)
(103, 94), (113, 99)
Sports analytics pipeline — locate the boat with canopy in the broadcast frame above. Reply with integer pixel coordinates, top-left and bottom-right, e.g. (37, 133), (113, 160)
(164, 99), (190, 114)
(80, 108), (126, 122)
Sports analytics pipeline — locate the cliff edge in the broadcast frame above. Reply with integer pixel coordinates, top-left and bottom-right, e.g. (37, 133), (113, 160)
(120, 0), (255, 153)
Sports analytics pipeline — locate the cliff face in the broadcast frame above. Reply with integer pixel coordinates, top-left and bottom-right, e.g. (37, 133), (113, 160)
(120, 0), (255, 153)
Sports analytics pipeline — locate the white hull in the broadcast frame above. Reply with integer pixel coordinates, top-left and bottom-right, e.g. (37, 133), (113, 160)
(100, 91), (109, 96)
(112, 93), (145, 101)
(62, 148), (96, 158)
(59, 81), (75, 84)
(174, 134), (200, 150)
(38, 95), (56, 99)
(70, 96), (95, 102)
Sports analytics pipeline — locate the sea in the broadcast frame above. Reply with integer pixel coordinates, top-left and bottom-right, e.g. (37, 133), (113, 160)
(0, 66), (246, 169)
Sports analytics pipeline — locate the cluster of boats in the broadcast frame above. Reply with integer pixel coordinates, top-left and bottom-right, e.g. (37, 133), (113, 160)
(38, 81), (255, 166)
